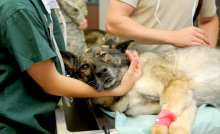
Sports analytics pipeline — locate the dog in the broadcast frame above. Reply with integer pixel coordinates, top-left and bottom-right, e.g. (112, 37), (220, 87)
(61, 40), (220, 134)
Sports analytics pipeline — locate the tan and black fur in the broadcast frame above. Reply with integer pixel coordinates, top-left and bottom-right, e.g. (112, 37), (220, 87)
(61, 40), (220, 134)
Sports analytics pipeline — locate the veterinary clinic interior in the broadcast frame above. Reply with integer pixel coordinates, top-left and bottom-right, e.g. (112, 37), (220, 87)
(0, 0), (220, 134)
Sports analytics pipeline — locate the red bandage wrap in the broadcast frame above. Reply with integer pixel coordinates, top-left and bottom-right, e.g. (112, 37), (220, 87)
(153, 109), (177, 127)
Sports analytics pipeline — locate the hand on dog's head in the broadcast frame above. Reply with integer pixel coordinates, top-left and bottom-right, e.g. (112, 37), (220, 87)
(61, 40), (134, 91)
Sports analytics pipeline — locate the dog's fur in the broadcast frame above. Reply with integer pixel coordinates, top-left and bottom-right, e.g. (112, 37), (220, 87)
(61, 40), (220, 134)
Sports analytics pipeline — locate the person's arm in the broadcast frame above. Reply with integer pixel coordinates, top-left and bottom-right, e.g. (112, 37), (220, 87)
(106, 0), (210, 47)
(26, 51), (142, 98)
(198, 14), (219, 47)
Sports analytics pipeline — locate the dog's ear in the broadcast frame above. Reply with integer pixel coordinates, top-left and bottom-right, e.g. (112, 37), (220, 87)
(60, 51), (78, 76)
(110, 40), (134, 53)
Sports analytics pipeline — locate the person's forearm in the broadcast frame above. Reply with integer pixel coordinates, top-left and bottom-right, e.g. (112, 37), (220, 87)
(45, 74), (133, 98)
(198, 14), (219, 47)
(106, 15), (171, 44)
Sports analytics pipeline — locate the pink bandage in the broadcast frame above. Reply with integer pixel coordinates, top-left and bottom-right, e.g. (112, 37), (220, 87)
(153, 109), (176, 127)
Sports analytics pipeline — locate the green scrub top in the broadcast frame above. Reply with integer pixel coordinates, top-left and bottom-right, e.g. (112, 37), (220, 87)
(0, 0), (66, 133)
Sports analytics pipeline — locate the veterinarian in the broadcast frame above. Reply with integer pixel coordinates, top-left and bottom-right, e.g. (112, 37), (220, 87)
(106, 0), (219, 53)
(0, 0), (142, 133)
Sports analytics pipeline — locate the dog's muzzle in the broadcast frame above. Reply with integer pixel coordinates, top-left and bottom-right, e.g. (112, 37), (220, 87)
(95, 66), (114, 92)
(96, 66), (108, 78)
(96, 66), (113, 83)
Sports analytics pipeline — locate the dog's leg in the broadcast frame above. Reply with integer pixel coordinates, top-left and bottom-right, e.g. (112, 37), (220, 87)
(151, 78), (195, 134)
(125, 102), (161, 116)
(169, 100), (197, 134)
(110, 96), (130, 113)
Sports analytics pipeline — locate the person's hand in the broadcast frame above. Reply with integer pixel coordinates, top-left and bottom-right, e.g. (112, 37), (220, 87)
(84, 48), (89, 53)
(125, 50), (142, 82)
(169, 26), (211, 47)
(78, 18), (88, 30)
(115, 50), (142, 95)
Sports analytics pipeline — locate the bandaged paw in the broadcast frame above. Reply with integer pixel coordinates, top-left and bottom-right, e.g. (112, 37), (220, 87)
(153, 109), (176, 127)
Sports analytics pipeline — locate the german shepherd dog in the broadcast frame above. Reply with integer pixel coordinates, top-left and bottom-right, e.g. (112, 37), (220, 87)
(61, 40), (220, 134)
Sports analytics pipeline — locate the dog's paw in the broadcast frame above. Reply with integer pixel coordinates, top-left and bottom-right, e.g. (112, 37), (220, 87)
(150, 125), (168, 134)
(169, 124), (190, 134)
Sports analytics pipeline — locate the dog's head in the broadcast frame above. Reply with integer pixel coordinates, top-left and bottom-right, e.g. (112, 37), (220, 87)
(61, 40), (134, 92)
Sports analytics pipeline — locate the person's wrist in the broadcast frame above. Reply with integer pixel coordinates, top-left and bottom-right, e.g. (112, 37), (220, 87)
(99, 84), (123, 96)
(120, 79), (134, 94)
(164, 31), (175, 45)
(118, 84), (131, 96)
(108, 83), (131, 96)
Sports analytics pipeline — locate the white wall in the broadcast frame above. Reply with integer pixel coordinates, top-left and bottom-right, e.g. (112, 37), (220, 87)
(99, 0), (109, 31)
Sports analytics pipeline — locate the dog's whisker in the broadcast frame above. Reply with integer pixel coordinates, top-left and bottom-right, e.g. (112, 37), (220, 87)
(87, 81), (97, 88)
(87, 81), (94, 85)
(77, 79), (84, 82)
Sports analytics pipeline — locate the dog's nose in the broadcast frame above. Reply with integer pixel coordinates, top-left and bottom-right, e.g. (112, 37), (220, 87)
(96, 66), (108, 77)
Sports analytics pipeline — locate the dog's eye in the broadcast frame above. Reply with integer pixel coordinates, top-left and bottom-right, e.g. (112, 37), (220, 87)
(81, 64), (89, 70)
(100, 53), (107, 59)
